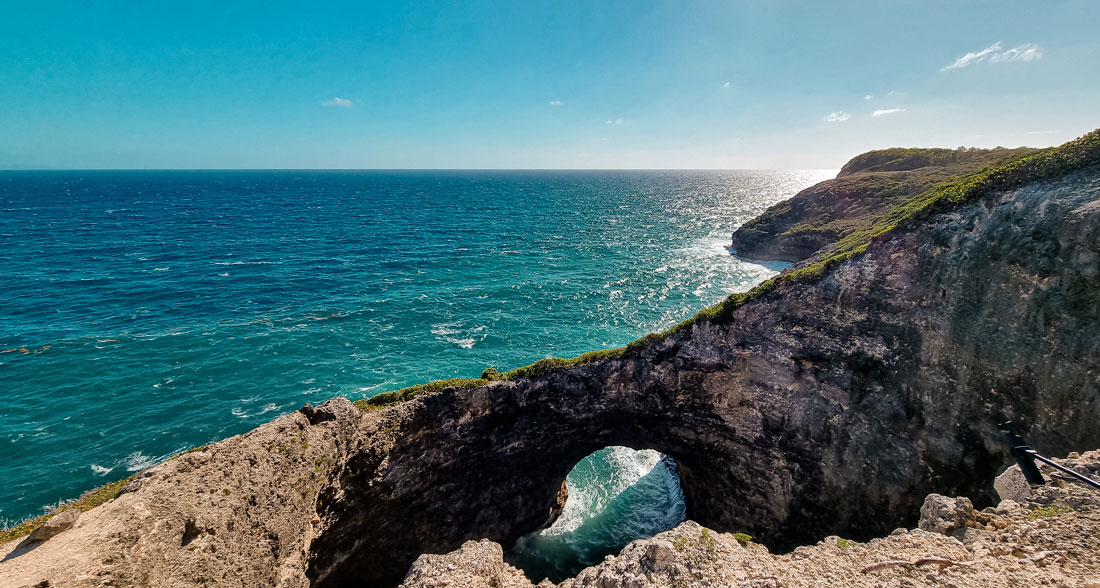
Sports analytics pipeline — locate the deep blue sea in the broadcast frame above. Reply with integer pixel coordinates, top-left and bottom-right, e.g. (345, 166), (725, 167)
(0, 169), (830, 573)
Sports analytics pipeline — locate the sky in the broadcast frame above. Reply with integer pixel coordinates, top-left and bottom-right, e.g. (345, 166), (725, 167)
(2, 0), (1099, 169)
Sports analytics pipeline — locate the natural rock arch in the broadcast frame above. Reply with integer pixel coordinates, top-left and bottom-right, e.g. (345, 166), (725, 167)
(306, 170), (1100, 587)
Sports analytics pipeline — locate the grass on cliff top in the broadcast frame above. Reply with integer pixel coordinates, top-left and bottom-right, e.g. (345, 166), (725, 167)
(356, 129), (1100, 412)
(837, 145), (1037, 177)
(0, 474), (137, 547)
(739, 146), (1040, 247)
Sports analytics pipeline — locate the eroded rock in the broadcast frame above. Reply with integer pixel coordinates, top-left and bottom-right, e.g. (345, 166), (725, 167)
(25, 510), (80, 544)
(918, 495), (975, 535)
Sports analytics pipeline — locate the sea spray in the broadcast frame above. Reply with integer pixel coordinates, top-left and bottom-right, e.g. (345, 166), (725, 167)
(506, 447), (687, 583)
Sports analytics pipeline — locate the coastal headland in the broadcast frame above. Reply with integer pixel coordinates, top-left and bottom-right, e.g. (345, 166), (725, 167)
(2, 130), (1099, 587)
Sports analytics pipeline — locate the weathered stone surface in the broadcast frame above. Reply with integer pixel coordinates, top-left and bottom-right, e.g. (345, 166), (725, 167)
(24, 510), (79, 544)
(730, 147), (1038, 262)
(401, 539), (531, 588)
(994, 465), (1031, 502)
(402, 450), (1100, 588)
(918, 494), (974, 535)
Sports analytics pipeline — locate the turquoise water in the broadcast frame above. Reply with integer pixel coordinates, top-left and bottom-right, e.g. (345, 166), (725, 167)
(506, 447), (687, 582)
(0, 170), (830, 555)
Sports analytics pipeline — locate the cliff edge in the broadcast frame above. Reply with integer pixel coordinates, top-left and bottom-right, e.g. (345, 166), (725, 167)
(730, 146), (1038, 262)
(1, 131), (1099, 588)
(400, 451), (1100, 587)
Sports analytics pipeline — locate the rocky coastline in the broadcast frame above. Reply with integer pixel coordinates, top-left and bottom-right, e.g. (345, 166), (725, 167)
(2, 131), (1099, 587)
(402, 450), (1100, 588)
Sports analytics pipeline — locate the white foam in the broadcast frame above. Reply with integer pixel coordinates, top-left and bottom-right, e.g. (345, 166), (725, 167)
(90, 464), (112, 475)
(124, 451), (158, 472)
(543, 446), (662, 536)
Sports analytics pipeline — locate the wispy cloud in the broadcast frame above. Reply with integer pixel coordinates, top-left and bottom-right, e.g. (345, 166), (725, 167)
(1025, 130), (1063, 135)
(321, 97), (353, 107)
(606, 118), (624, 125)
(864, 95), (873, 101)
(941, 42), (1042, 71)
(549, 100), (563, 106)
(721, 81), (731, 88)
(872, 108), (906, 117)
(823, 111), (850, 123)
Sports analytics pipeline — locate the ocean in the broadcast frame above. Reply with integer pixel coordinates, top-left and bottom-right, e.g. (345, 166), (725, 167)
(0, 169), (831, 574)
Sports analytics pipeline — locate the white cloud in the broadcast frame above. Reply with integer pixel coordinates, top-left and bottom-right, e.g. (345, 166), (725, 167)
(823, 111), (851, 123)
(721, 81), (731, 88)
(864, 95), (873, 101)
(606, 118), (624, 125)
(872, 108), (906, 117)
(941, 42), (1043, 71)
(549, 100), (563, 106)
(321, 97), (353, 107)
(887, 90), (907, 97)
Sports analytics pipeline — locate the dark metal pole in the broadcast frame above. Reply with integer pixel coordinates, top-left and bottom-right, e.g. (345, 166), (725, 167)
(1000, 421), (1046, 485)
(1025, 449), (1100, 492)
(999, 421), (1100, 493)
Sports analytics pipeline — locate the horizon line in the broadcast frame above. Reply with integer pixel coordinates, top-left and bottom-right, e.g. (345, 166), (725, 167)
(0, 167), (840, 172)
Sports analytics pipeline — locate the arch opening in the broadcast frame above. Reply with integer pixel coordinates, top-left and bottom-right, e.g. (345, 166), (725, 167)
(504, 446), (686, 584)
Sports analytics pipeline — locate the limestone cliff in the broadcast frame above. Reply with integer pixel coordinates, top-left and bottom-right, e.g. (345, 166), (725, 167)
(1, 132), (1098, 588)
(730, 146), (1037, 262)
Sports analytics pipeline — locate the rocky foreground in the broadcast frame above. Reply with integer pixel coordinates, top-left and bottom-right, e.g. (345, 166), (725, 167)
(402, 451), (1100, 588)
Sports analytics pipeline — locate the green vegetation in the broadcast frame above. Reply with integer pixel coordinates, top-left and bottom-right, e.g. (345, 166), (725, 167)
(1029, 504), (1074, 520)
(736, 146), (1042, 262)
(732, 532), (752, 546)
(700, 527), (717, 556)
(353, 129), (1100, 414)
(838, 146), (1037, 177)
(836, 537), (858, 549)
(0, 474), (137, 546)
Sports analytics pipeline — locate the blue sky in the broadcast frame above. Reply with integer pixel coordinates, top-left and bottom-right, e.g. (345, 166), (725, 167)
(2, 0), (1098, 169)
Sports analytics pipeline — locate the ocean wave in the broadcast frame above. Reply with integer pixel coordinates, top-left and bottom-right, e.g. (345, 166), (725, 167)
(431, 322), (488, 349)
(543, 446), (662, 536)
(124, 451), (159, 472)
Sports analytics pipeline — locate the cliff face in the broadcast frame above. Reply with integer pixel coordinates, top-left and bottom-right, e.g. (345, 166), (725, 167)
(400, 451), (1100, 588)
(730, 147), (1038, 262)
(2, 148), (1099, 588)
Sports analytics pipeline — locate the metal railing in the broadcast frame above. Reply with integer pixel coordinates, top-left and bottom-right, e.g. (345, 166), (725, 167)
(1000, 421), (1100, 492)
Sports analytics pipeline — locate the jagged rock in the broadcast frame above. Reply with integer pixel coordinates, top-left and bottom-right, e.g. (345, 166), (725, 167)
(400, 539), (533, 588)
(730, 146), (1038, 262)
(412, 450), (1100, 587)
(919, 495), (975, 535)
(26, 510), (80, 543)
(994, 465), (1031, 502)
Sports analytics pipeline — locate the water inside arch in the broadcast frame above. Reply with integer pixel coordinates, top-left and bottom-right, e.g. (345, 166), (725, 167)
(505, 446), (687, 583)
